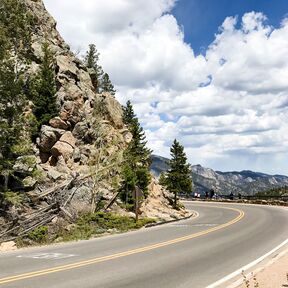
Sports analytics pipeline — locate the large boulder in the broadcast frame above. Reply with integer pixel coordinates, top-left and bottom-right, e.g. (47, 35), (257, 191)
(95, 93), (124, 129)
(59, 132), (76, 148)
(120, 129), (133, 144)
(49, 117), (70, 130)
(72, 121), (88, 139)
(0, 241), (17, 252)
(56, 55), (78, 79)
(51, 132), (76, 161)
(38, 125), (66, 153)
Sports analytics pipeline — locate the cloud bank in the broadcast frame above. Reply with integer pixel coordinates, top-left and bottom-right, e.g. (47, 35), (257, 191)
(44, 0), (288, 174)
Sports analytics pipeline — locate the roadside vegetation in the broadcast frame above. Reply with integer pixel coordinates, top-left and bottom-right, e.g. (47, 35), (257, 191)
(17, 212), (155, 246)
(254, 186), (288, 197)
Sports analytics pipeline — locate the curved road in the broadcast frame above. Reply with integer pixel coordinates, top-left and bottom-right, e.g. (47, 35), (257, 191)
(0, 202), (287, 288)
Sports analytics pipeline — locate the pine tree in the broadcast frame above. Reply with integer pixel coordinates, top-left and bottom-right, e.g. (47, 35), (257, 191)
(0, 0), (34, 191)
(0, 0), (34, 60)
(159, 172), (168, 187)
(102, 73), (116, 96)
(0, 57), (25, 171)
(84, 44), (104, 93)
(29, 42), (58, 130)
(166, 139), (192, 208)
(123, 101), (151, 166)
(120, 101), (152, 203)
(85, 44), (99, 69)
(123, 100), (136, 125)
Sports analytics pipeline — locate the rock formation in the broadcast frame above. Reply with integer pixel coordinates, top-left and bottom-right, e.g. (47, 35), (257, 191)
(140, 178), (191, 221)
(0, 0), (188, 242)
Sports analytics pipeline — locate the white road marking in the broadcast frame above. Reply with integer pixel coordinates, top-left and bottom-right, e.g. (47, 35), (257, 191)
(206, 238), (288, 288)
(17, 253), (76, 260)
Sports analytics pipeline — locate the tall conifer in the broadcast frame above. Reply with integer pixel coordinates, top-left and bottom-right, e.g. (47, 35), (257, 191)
(166, 139), (192, 208)
(120, 101), (152, 203)
(102, 73), (116, 96)
(84, 44), (104, 93)
(30, 42), (58, 129)
(0, 0), (34, 193)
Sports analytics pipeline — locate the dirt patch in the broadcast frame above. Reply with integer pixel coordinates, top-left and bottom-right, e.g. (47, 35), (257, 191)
(236, 249), (288, 288)
(0, 241), (17, 252)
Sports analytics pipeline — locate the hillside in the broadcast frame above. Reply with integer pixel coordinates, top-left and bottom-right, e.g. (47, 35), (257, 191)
(0, 0), (187, 244)
(151, 155), (288, 195)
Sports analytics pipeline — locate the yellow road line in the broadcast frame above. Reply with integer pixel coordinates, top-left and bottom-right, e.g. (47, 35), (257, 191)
(0, 205), (244, 285)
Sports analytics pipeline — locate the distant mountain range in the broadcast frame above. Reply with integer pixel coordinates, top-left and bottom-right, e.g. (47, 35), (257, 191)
(151, 155), (288, 195)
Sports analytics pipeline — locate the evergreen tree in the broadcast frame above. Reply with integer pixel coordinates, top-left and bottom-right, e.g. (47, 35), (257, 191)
(159, 172), (168, 187)
(84, 44), (104, 93)
(0, 0), (34, 192)
(123, 101), (151, 166)
(0, 0), (34, 60)
(166, 139), (192, 208)
(123, 100), (136, 125)
(0, 57), (25, 171)
(102, 73), (116, 96)
(85, 44), (99, 69)
(29, 42), (58, 130)
(120, 101), (152, 203)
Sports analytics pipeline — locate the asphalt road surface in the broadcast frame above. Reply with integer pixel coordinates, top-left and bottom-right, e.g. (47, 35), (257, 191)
(0, 202), (287, 288)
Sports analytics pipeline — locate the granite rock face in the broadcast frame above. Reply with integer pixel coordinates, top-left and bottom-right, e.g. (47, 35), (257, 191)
(0, 1), (189, 240)
(15, 0), (132, 214)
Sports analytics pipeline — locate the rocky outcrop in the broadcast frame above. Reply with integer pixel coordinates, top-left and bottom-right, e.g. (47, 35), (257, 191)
(140, 178), (191, 221)
(4, 0), (131, 215)
(38, 125), (66, 153)
(0, 0), (190, 244)
(49, 117), (70, 130)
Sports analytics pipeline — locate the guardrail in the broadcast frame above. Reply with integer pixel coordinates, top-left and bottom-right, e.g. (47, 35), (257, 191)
(180, 194), (288, 202)
(218, 195), (288, 201)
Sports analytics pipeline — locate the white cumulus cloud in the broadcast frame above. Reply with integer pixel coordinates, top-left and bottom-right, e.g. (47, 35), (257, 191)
(43, 0), (288, 174)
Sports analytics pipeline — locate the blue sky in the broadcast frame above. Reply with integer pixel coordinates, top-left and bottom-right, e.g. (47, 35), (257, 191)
(44, 0), (288, 175)
(172, 0), (288, 55)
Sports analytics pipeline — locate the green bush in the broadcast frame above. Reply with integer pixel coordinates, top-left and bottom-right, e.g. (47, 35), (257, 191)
(3, 191), (24, 207)
(57, 212), (155, 242)
(28, 226), (48, 243)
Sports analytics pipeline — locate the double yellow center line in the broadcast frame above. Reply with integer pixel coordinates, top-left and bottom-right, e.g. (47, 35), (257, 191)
(0, 205), (244, 285)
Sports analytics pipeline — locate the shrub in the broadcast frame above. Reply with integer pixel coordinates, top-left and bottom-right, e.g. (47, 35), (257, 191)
(56, 212), (155, 242)
(28, 226), (48, 243)
(3, 191), (24, 207)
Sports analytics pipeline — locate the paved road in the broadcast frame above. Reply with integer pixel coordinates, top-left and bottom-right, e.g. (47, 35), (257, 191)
(0, 202), (287, 288)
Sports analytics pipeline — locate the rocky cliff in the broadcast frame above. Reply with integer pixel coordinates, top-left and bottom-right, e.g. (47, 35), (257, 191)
(17, 0), (129, 207)
(0, 0), (187, 242)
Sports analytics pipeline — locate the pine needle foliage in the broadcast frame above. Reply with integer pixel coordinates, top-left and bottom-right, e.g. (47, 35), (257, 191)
(102, 73), (116, 96)
(166, 139), (192, 208)
(84, 44), (104, 93)
(84, 44), (116, 95)
(0, 0), (34, 186)
(120, 101), (152, 203)
(29, 42), (58, 131)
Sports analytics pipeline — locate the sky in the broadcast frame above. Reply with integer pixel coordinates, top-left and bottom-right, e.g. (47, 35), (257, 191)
(43, 0), (288, 175)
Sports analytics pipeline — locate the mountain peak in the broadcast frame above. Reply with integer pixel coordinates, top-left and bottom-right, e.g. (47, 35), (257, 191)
(151, 155), (288, 195)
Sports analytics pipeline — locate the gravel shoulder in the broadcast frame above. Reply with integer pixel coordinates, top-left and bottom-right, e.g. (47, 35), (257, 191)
(235, 248), (288, 288)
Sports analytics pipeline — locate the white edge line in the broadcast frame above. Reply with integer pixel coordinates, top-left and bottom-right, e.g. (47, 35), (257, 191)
(205, 238), (288, 288)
